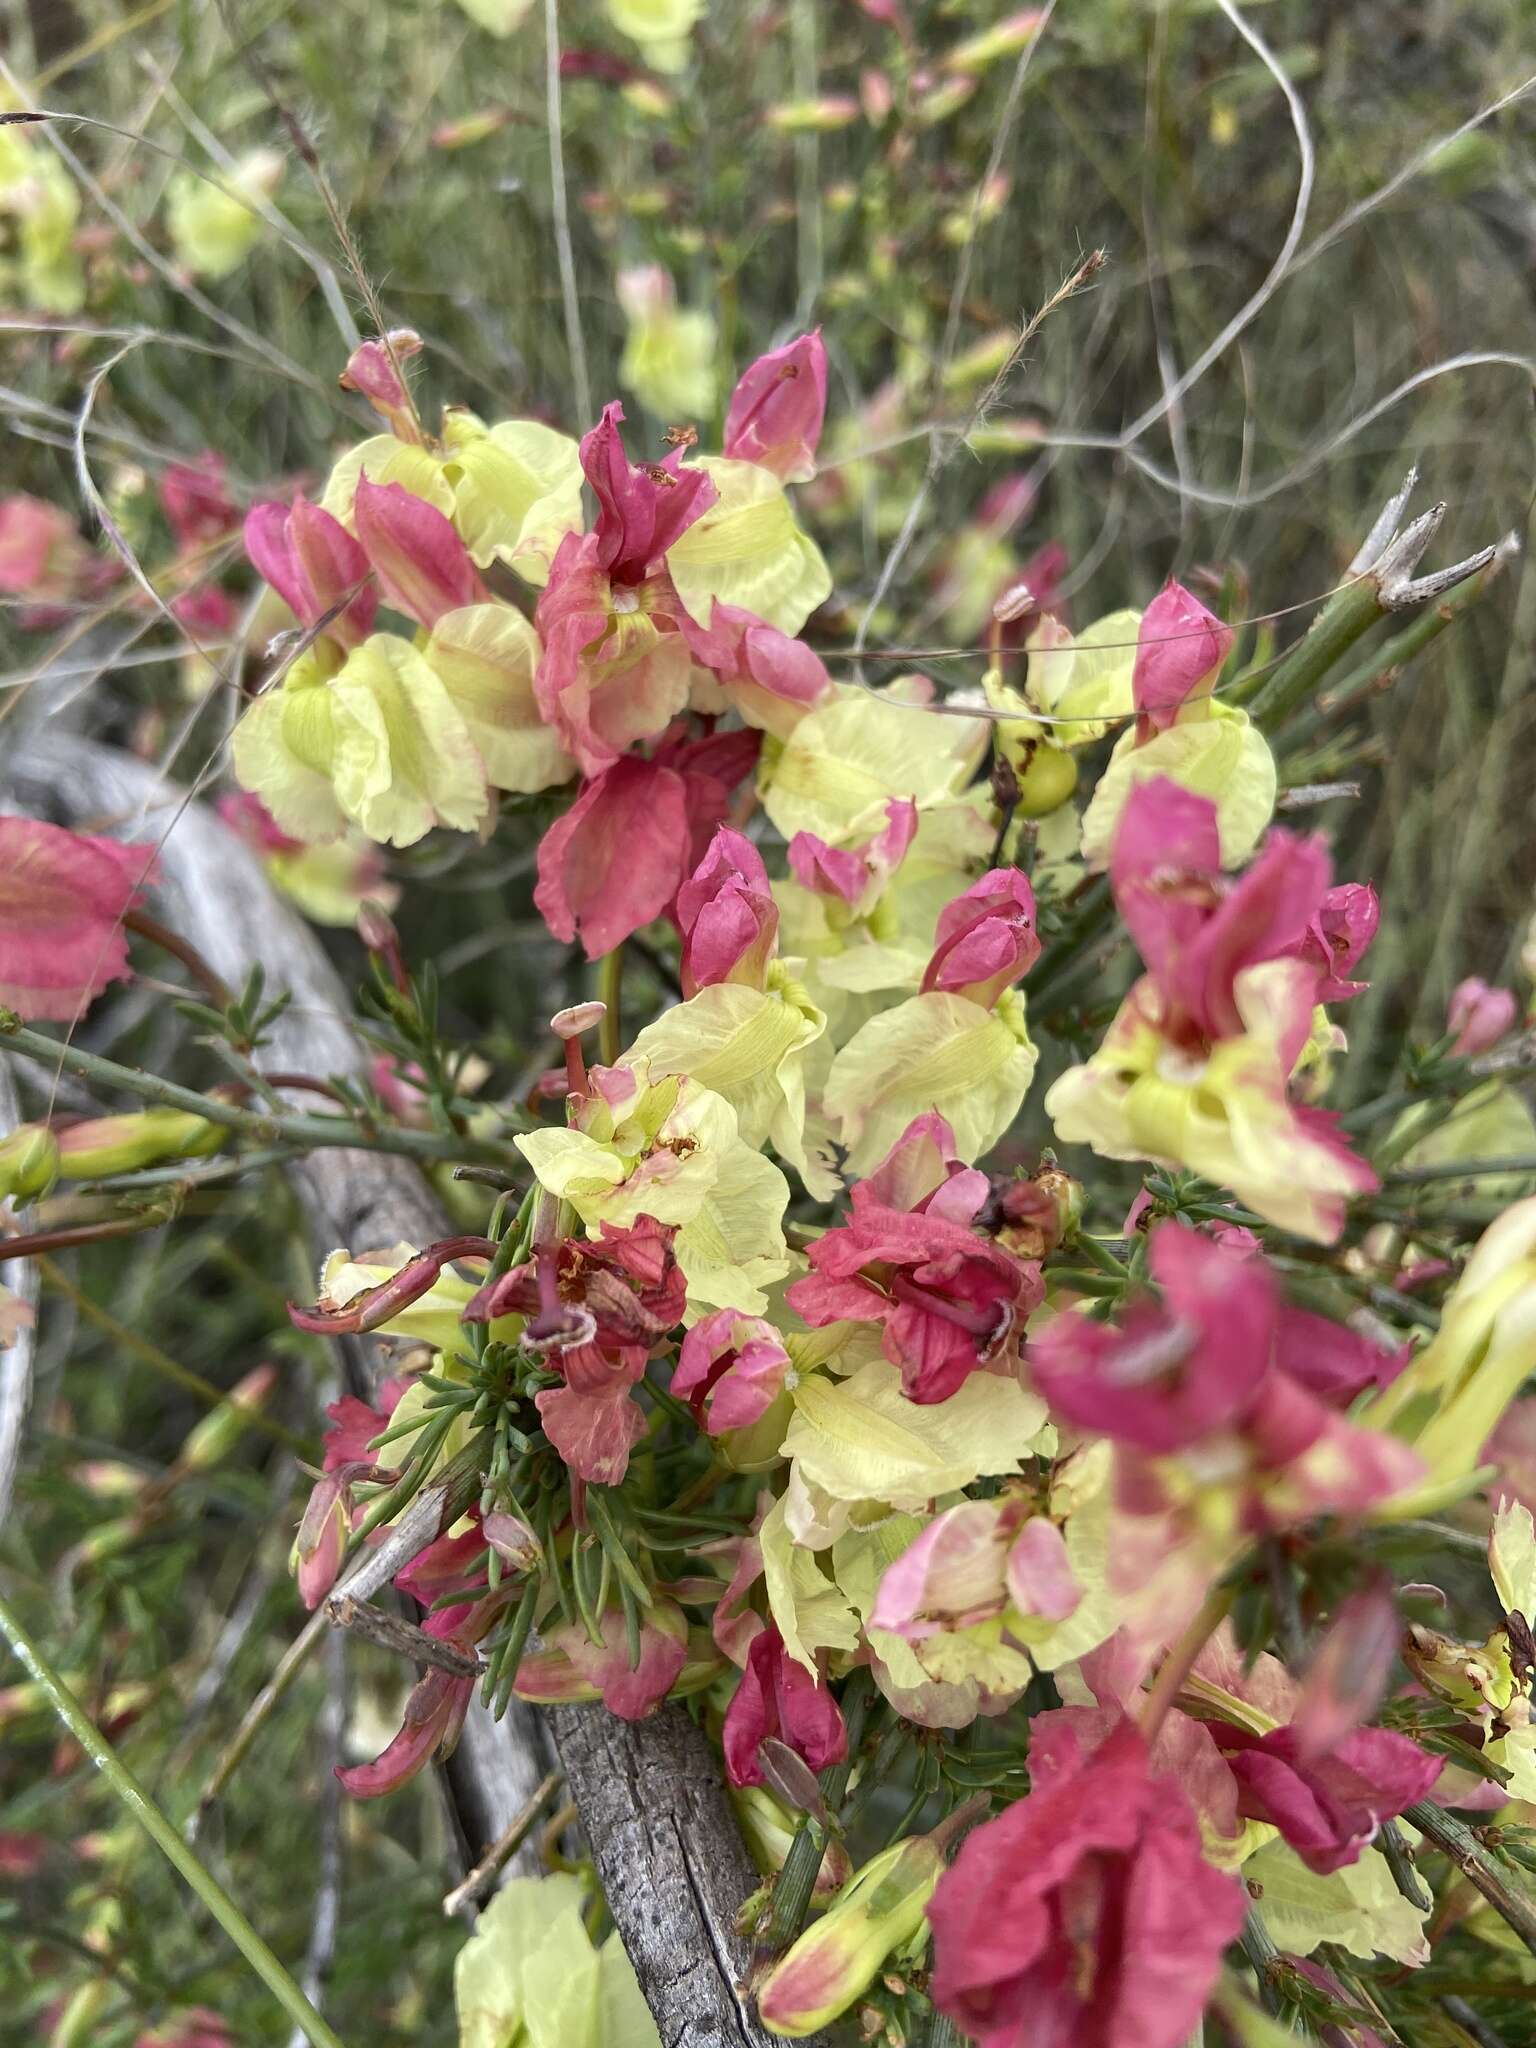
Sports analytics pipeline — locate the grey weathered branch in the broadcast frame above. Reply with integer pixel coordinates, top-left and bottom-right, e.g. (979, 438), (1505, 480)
(4, 733), (802, 2045)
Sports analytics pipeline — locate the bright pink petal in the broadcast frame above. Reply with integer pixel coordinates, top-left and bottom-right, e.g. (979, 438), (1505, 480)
(0, 817), (156, 1022)
(723, 331), (828, 482)
(1132, 579), (1234, 737)
(534, 757), (691, 958)
(353, 475), (486, 629)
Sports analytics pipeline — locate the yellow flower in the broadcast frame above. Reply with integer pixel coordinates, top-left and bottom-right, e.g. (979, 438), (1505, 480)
(1045, 961), (1372, 1242)
(665, 457), (831, 637)
(1080, 699), (1276, 868)
(323, 415), (584, 588)
(604, 0), (706, 73)
(825, 987), (1037, 1177)
(424, 604), (574, 794)
(624, 969), (835, 1198)
(232, 635), (490, 848)
(454, 1873), (660, 2048)
(165, 149), (282, 281)
(0, 124), (83, 313)
(1364, 1195), (1536, 1514)
(617, 264), (718, 421)
(515, 1059), (790, 1312)
(758, 685), (991, 850)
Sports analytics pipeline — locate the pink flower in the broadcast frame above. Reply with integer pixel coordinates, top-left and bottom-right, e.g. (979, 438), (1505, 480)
(0, 493), (82, 599)
(1274, 1304), (1408, 1406)
(584, 400), (717, 583)
(921, 868), (1041, 1009)
(680, 600), (833, 733)
(673, 1309), (791, 1434)
(534, 731), (760, 960)
(1030, 1220), (1277, 1454)
(464, 1214), (685, 1344)
(992, 539), (1070, 647)
(871, 1498), (1078, 1640)
(534, 755), (690, 958)
(788, 1113), (1041, 1404)
(1131, 579), (1234, 739)
(286, 1235), (493, 1336)
(1448, 976), (1519, 1056)
(135, 2008), (236, 2048)
(535, 1344), (650, 1486)
(1291, 1577), (1401, 1763)
(789, 798), (917, 915)
(353, 475), (487, 628)
(337, 1625), (477, 1798)
(0, 817), (156, 1023)
(339, 331), (424, 438)
(217, 790), (304, 858)
(722, 1624), (847, 1789)
(1285, 883), (1380, 1002)
(293, 1461), (371, 1609)
(722, 331), (828, 482)
(928, 1717), (1244, 2048)
(1487, 1399), (1536, 1517)
(322, 1379), (409, 1468)
(524, 1601), (691, 1719)
(244, 495), (377, 649)
(160, 453), (237, 549)
(1111, 780), (1331, 1048)
(172, 583), (238, 636)
(1211, 1721), (1440, 1874)
(532, 405), (718, 773)
(676, 828), (779, 996)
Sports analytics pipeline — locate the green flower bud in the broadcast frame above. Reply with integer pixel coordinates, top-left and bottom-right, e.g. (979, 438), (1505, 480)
(176, 1363), (280, 1474)
(756, 1836), (943, 2038)
(54, 1108), (225, 1180)
(0, 1123), (60, 1200)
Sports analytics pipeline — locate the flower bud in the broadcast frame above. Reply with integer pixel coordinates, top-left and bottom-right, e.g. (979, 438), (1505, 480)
(482, 1511), (541, 1574)
(1131, 578), (1234, 738)
(676, 828), (779, 998)
(920, 868), (1040, 1009)
(757, 1833), (948, 2037)
(733, 1784), (852, 1899)
(723, 332), (828, 483)
(1448, 976), (1519, 1056)
(0, 1124), (60, 1200)
(175, 1363), (280, 1475)
(54, 1109), (224, 1178)
(339, 331), (424, 440)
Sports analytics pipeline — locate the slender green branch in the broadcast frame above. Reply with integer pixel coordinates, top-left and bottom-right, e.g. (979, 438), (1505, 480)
(1405, 1801), (1536, 1957)
(1285, 560), (1499, 749)
(0, 1588), (350, 2048)
(597, 947), (624, 1066)
(1246, 577), (1383, 732)
(0, 1014), (507, 1167)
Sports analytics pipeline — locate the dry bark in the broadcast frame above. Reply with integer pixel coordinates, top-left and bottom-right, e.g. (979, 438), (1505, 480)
(4, 733), (801, 2045)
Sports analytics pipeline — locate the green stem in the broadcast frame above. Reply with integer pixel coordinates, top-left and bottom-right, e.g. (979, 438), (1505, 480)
(0, 1589), (350, 2048)
(1284, 562), (1496, 749)
(1246, 577), (1383, 732)
(596, 946), (624, 1066)
(1405, 1800), (1536, 1957)
(763, 1671), (873, 1950)
(0, 1016), (505, 1168)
